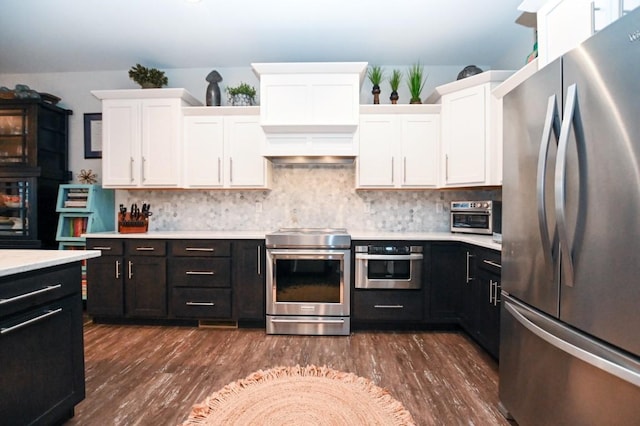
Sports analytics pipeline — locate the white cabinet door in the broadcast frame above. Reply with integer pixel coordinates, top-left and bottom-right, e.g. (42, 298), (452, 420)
(225, 116), (270, 188)
(357, 114), (396, 187)
(401, 114), (439, 187)
(441, 85), (487, 186)
(140, 99), (182, 187)
(102, 99), (140, 187)
(183, 115), (224, 188)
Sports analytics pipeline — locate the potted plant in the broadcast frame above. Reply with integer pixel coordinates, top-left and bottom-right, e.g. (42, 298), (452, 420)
(367, 65), (385, 104)
(128, 64), (168, 88)
(226, 82), (256, 106)
(407, 63), (427, 104)
(389, 69), (402, 104)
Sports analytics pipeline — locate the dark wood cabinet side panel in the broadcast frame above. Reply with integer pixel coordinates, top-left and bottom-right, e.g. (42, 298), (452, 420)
(233, 240), (265, 321)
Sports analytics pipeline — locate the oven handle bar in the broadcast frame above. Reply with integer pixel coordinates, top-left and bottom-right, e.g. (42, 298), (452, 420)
(355, 253), (423, 261)
(269, 318), (345, 324)
(267, 250), (348, 258)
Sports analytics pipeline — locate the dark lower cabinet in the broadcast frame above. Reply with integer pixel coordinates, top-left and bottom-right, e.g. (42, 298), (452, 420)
(233, 240), (265, 322)
(428, 243), (465, 322)
(125, 255), (167, 318)
(473, 248), (501, 358)
(353, 290), (423, 322)
(86, 239), (123, 317)
(0, 263), (84, 425)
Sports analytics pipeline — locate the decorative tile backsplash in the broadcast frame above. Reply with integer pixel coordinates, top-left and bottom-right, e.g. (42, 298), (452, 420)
(117, 164), (500, 233)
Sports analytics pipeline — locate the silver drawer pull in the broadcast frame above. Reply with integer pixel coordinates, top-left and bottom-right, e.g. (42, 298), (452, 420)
(92, 246), (112, 250)
(185, 271), (215, 275)
(374, 304), (404, 309)
(271, 318), (345, 324)
(135, 247), (156, 251)
(0, 284), (62, 305)
(1, 308), (63, 335)
(185, 247), (215, 252)
(185, 301), (215, 306)
(483, 259), (502, 268)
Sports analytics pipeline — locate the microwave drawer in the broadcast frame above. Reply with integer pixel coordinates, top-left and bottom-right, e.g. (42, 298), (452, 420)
(353, 290), (423, 322)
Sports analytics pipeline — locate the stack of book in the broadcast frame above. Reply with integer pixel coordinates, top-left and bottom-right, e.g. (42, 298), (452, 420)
(63, 188), (89, 208)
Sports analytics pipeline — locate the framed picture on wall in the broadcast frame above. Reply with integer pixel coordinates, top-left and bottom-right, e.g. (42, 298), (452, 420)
(84, 113), (102, 159)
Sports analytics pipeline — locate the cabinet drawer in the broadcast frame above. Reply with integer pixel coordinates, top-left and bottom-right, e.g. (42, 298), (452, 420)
(0, 264), (79, 318)
(125, 240), (166, 256)
(171, 288), (232, 319)
(353, 290), (423, 321)
(477, 249), (501, 275)
(170, 240), (231, 257)
(86, 239), (123, 256)
(168, 258), (231, 287)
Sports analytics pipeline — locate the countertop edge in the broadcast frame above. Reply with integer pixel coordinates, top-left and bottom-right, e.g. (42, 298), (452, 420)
(0, 250), (101, 277)
(84, 231), (501, 251)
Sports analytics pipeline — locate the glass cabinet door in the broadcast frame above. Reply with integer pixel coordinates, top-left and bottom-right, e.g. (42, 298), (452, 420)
(0, 178), (35, 244)
(0, 108), (28, 166)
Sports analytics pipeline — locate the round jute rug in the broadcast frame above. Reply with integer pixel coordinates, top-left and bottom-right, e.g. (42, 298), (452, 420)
(181, 365), (416, 426)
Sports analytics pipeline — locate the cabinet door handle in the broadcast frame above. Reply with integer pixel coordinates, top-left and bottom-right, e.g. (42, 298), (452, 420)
(130, 157), (134, 182)
(92, 246), (112, 250)
(230, 157), (233, 183)
(0, 284), (62, 306)
(128, 261), (133, 279)
(374, 304), (404, 309)
(185, 271), (215, 275)
(391, 158), (394, 183)
(185, 247), (215, 252)
(135, 247), (156, 251)
(493, 280), (501, 306)
(482, 259), (502, 269)
(1, 308), (63, 335)
(403, 157), (407, 183)
(142, 156), (146, 182)
(218, 157), (221, 184)
(445, 154), (449, 181)
(466, 251), (475, 283)
(186, 301), (215, 306)
(257, 245), (261, 275)
(115, 260), (121, 279)
(489, 280), (495, 304)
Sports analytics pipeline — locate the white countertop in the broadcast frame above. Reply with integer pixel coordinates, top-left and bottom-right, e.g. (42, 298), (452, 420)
(84, 231), (501, 251)
(0, 250), (102, 278)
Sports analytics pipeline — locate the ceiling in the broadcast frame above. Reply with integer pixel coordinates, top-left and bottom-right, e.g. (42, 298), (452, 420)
(0, 0), (533, 74)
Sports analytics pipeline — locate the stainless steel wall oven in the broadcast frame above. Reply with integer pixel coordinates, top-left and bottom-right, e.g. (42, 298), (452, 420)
(355, 245), (423, 289)
(266, 228), (351, 336)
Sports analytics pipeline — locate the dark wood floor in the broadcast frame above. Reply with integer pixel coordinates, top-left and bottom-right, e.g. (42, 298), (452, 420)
(64, 323), (509, 426)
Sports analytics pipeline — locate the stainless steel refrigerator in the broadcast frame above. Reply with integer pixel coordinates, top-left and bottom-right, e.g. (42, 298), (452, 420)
(500, 8), (640, 425)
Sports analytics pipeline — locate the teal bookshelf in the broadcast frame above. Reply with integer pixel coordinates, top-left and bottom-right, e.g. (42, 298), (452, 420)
(55, 184), (115, 299)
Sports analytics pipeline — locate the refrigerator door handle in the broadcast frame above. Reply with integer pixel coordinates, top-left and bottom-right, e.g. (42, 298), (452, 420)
(537, 94), (561, 265)
(555, 83), (581, 287)
(505, 298), (640, 388)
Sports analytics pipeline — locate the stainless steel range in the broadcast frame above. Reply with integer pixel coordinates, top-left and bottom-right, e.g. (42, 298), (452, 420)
(265, 228), (351, 336)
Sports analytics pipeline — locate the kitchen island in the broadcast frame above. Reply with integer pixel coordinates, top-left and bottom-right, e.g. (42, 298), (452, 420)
(0, 249), (100, 425)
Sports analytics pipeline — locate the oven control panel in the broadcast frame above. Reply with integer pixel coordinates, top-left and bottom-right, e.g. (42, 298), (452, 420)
(355, 245), (422, 255)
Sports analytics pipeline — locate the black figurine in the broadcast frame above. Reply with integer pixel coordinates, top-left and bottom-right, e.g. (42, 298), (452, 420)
(205, 70), (223, 106)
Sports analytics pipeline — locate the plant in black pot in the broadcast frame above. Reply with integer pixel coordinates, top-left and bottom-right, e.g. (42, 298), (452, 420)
(389, 69), (402, 104)
(128, 64), (168, 88)
(367, 65), (385, 104)
(407, 63), (427, 104)
(226, 82), (256, 106)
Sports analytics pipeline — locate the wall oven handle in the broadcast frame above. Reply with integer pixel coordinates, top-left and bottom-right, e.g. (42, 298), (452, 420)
(0, 284), (62, 305)
(1, 308), (63, 335)
(555, 84), (581, 287)
(537, 94), (561, 270)
(270, 318), (345, 324)
(355, 253), (423, 261)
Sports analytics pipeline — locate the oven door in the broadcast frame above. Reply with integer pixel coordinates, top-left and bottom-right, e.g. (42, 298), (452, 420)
(450, 211), (492, 234)
(266, 249), (350, 317)
(355, 253), (423, 289)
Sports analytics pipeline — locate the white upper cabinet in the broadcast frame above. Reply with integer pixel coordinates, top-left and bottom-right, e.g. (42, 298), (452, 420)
(426, 71), (513, 188)
(182, 107), (271, 189)
(92, 89), (201, 189)
(357, 105), (440, 189)
(534, 0), (639, 67)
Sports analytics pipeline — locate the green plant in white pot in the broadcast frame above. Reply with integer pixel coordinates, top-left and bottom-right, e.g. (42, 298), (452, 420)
(226, 83), (256, 106)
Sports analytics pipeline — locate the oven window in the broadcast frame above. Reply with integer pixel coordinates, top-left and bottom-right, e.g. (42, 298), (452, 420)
(275, 259), (341, 303)
(452, 213), (489, 229)
(368, 259), (410, 280)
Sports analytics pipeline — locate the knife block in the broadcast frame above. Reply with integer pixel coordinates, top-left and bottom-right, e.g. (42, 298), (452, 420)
(118, 212), (148, 234)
